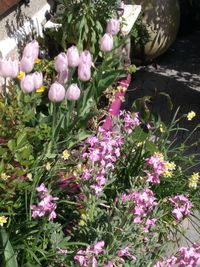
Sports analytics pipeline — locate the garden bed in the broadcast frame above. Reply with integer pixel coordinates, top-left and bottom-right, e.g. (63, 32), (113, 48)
(0, 1), (200, 266)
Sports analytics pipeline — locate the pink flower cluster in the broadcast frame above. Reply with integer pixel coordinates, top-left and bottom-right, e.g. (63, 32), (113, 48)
(121, 188), (157, 224)
(120, 111), (140, 134)
(117, 247), (136, 262)
(154, 243), (200, 267)
(74, 241), (105, 267)
(169, 195), (192, 221)
(82, 127), (124, 195)
(144, 153), (166, 184)
(31, 183), (58, 221)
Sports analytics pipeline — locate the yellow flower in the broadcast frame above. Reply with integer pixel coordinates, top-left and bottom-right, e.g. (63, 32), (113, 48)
(1, 173), (10, 181)
(154, 152), (164, 160)
(62, 150), (70, 160)
(36, 86), (46, 93)
(27, 173), (33, 181)
(34, 58), (41, 64)
(0, 216), (7, 226)
(160, 123), (165, 133)
(77, 163), (84, 173)
(17, 71), (25, 80)
(45, 162), (51, 171)
(79, 210), (87, 226)
(188, 172), (199, 189)
(137, 141), (145, 147)
(163, 161), (176, 177)
(187, 111), (196, 121)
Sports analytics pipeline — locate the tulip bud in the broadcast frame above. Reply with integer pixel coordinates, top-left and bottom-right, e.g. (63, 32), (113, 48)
(67, 46), (80, 67)
(23, 40), (39, 61)
(117, 1), (124, 17)
(20, 56), (35, 73)
(20, 74), (35, 93)
(78, 63), (91, 82)
(55, 53), (68, 73)
(106, 18), (120, 35)
(32, 72), (43, 89)
(100, 33), (113, 52)
(66, 83), (81, 101)
(0, 59), (19, 78)
(79, 50), (92, 67)
(48, 82), (65, 102)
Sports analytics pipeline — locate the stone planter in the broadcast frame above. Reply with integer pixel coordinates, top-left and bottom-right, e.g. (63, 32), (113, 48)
(133, 0), (180, 60)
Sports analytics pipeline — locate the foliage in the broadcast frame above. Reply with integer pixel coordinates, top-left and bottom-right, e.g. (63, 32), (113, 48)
(45, 0), (119, 55)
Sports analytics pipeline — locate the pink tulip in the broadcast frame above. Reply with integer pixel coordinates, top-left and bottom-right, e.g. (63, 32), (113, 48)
(58, 70), (68, 85)
(20, 74), (35, 93)
(67, 46), (80, 67)
(0, 59), (19, 78)
(100, 33), (113, 52)
(32, 72), (43, 89)
(55, 53), (68, 73)
(79, 50), (92, 67)
(78, 63), (91, 82)
(48, 82), (65, 102)
(66, 83), (80, 101)
(23, 40), (39, 61)
(106, 18), (120, 35)
(20, 56), (35, 73)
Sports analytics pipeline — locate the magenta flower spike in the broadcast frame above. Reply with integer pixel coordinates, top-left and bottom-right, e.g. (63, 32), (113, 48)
(100, 33), (113, 52)
(20, 74), (35, 93)
(0, 58), (19, 78)
(106, 18), (120, 35)
(66, 83), (81, 101)
(48, 82), (65, 102)
(67, 46), (80, 67)
(55, 52), (68, 73)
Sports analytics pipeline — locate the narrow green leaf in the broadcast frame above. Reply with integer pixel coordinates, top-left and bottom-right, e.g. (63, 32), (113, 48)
(0, 229), (18, 267)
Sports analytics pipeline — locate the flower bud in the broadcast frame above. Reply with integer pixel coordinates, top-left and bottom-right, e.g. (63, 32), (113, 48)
(58, 70), (68, 85)
(20, 74), (35, 93)
(23, 40), (39, 61)
(66, 83), (80, 101)
(67, 46), (80, 67)
(106, 18), (120, 35)
(79, 50), (92, 67)
(20, 56), (35, 73)
(117, 1), (125, 17)
(48, 82), (65, 102)
(55, 53), (68, 73)
(100, 33), (113, 52)
(0, 59), (19, 78)
(78, 63), (91, 82)
(32, 72), (43, 89)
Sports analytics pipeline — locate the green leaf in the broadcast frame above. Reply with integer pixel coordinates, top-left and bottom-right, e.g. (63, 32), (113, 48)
(145, 141), (158, 154)
(16, 132), (27, 148)
(131, 126), (148, 142)
(0, 229), (18, 267)
(7, 140), (16, 151)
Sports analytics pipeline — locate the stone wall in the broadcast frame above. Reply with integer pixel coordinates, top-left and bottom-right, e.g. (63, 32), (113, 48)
(0, 0), (52, 59)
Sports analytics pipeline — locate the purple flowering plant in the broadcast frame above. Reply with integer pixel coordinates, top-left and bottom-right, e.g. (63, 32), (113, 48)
(0, 3), (200, 267)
